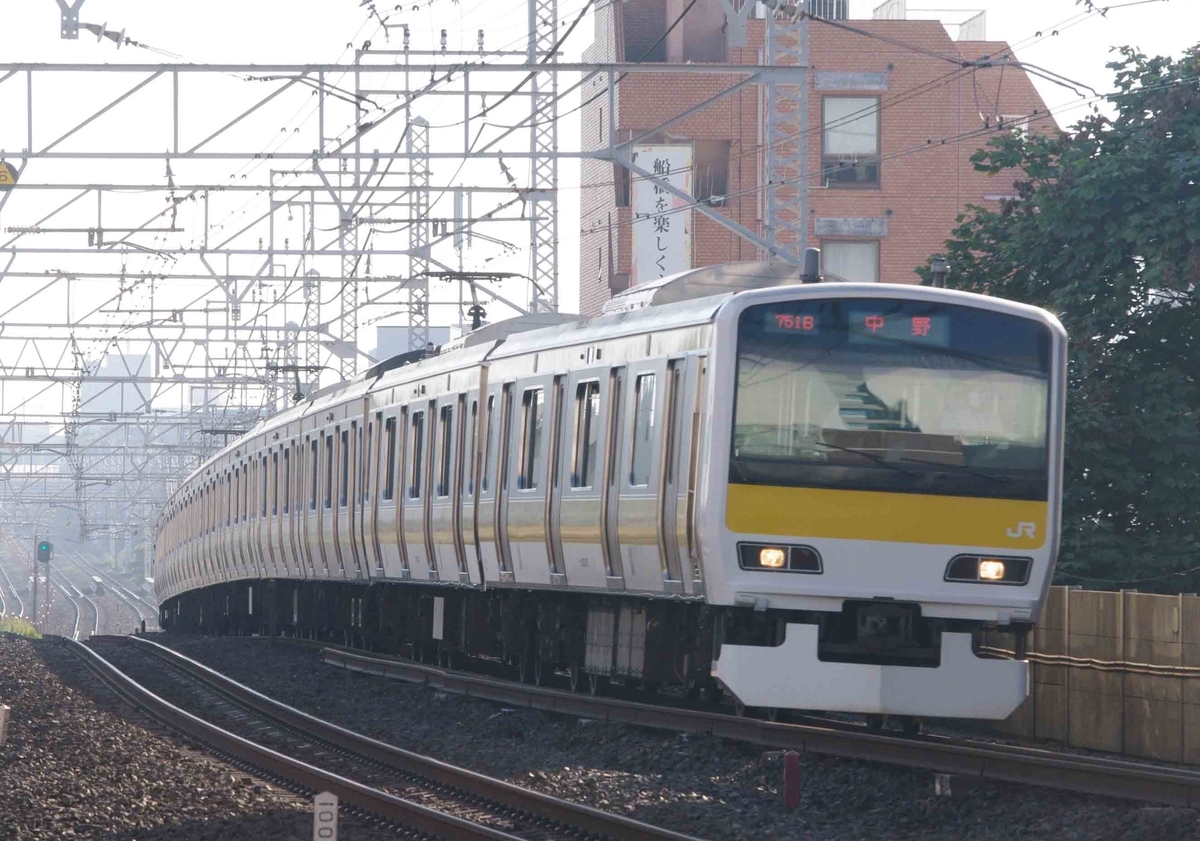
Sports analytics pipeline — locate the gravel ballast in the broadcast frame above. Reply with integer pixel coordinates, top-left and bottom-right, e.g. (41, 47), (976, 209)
(0, 635), (404, 840)
(154, 635), (1200, 841)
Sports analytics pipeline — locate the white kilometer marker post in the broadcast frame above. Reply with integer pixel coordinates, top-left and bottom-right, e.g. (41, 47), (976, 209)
(0, 704), (9, 747)
(313, 791), (338, 841)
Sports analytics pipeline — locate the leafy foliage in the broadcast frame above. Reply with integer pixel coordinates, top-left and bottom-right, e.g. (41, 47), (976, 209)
(923, 46), (1200, 590)
(0, 616), (41, 638)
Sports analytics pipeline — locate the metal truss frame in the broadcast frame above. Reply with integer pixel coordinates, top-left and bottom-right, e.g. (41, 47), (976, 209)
(0, 1), (806, 574)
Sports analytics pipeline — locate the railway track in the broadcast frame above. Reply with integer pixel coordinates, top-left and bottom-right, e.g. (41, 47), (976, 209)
(69, 553), (159, 628)
(47, 573), (82, 640)
(70, 635), (703, 841)
(0, 556), (25, 618)
(304, 640), (1200, 809)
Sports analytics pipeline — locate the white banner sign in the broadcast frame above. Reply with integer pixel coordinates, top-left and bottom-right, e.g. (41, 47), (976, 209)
(631, 144), (693, 286)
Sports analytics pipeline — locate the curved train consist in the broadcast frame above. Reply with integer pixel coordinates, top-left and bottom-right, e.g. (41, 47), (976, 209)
(155, 260), (1066, 720)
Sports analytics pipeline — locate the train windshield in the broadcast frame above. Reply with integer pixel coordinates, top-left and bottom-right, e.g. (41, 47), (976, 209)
(731, 298), (1052, 500)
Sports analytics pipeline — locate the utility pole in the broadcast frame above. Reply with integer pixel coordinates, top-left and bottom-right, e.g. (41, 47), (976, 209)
(31, 536), (38, 631)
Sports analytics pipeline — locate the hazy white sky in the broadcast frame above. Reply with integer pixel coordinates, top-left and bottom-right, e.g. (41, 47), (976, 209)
(1, 0), (1196, 322)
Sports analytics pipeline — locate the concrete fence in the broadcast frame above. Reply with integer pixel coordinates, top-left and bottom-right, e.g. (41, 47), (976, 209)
(988, 586), (1200, 763)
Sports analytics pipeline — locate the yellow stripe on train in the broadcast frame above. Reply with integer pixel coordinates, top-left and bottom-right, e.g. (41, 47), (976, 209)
(725, 484), (1048, 549)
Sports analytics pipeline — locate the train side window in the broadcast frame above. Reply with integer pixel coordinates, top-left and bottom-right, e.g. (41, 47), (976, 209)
(324, 435), (333, 509)
(437, 404), (453, 497)
(364, 420), (372, 504)
(409, 411), (425, 499)
(383, 417), (397, 500)
(571, 381), (600, 488)
(249, 462), (257, 522)
(261, 455), (269, 517)
(517, 388), (544, 491)
(464, 399), (478, 497)
(310, 439), (319, 510)
(481, 395), (496, 493)
(283, 447), (291, 514)
(630, 373), (657, 487)
(340, 428), (350, 507)
(272, 451), (279, 516)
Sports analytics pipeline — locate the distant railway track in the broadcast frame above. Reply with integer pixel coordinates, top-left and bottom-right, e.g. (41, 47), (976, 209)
(50, 568), (99, 639)
(69, 554), (158, 628)
(68, 635), (703, 841)
(47, 573), (82, 640)
(301, 639), (1200, 809)
(0, 557), (25, 618)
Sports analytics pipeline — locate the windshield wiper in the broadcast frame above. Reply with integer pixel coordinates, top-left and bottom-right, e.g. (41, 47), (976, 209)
(895, 455), (1012, 483)
(811, 440), (919, 476)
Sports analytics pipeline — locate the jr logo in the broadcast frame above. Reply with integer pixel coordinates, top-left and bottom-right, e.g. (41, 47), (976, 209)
(1006, 522), (1037, 539)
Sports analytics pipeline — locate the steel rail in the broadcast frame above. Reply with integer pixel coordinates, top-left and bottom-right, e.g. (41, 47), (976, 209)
(61, 637), (531, 841)
(0, 558), (25, 618)
(124, 635), (703, 841)
(47, 575), (81, 641)
(52, 567), (99, 638)
(318, 644), (1200, 808)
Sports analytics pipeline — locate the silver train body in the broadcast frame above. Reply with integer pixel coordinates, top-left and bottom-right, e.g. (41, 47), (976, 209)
(155, 262), (1066, 719)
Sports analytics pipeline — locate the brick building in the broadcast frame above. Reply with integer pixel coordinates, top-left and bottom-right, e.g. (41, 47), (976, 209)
(578, 0), (1056, 316)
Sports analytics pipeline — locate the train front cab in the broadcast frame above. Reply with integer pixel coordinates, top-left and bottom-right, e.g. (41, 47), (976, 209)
(705, 286), (1066, 720)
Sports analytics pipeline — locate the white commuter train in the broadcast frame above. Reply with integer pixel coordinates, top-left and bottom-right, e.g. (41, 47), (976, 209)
(155, 260), (1066, 720)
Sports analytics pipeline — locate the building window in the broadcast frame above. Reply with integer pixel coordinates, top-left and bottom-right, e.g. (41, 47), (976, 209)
(822, 96), (880, 187)
(822, 240), (880, 283)
(693, 140), (730, 206)
(630, 373), (657, 487)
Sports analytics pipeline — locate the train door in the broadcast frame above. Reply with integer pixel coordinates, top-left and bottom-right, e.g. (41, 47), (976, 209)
(362, 412), (382, 576)
(394, 405), (411, 577)
(377, 410), (404, 578)
(545, 375), (568, 582)
(331, 425), (349, 577)
(474, 390), (502, 581)
(286, 440), (304, 579)
(615, 358), (670, 592)
(402, 403), (433, 577)
(301, 435), (319, 577)
(494, 383), (516, 579)
(428, 396), (459, 580)
(503, 377), (555, 583)
(266, 449), (280, 576)
(231, 463), (243, 577)
(559, 367), (609, 589)
(317, 431), (334, 576)
(656, 358), (690, 590)
(359, 411), (378, 576)
(456, 391), (480, 580)
(600, 367), (626, 586)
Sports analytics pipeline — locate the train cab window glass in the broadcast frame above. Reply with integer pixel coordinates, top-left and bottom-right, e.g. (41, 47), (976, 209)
(324, 436), (334, 509)
(283, 447), (291, 514)
(340, 429), (350, 507)
(572, 381), (601, 488)
(731, 299), (1052, 499)
(437, 405), (453, 497)
(383, 417), (397, 501)
(518, 388), (544, 491)
(261, 455), (269, 517)
(629, 373), (657, 487)
(272, 452), (279, 516)
(409, 411), (425, 499)
(464, 400), (479, 497)
(308, 440), (318, 510)
(481, 395), (496, 494)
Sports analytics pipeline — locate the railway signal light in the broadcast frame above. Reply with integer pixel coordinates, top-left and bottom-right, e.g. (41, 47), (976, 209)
(36, 540), (52, 562)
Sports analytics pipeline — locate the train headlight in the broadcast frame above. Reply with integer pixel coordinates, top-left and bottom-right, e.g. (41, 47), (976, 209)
(738, 543), (822, 573)
(759, 547), (787, 568)
(978, 559), (1006, 581)
(945, 555), (1031, 585)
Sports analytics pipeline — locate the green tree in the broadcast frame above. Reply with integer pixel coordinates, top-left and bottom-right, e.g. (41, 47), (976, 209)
(925, 46), (1200, 590)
